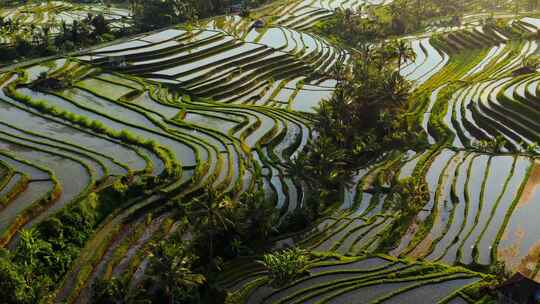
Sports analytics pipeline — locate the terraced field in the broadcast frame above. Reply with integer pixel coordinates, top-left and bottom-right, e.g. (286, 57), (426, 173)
(0, 1), (130, 46)
(0, 5), (327, 297)
(392, 15), (540, 280)
(5, 0), (540, 303)
(81, 26), (341, 112)
(0, 56), (316, 301)
(219, 255), (485, 304)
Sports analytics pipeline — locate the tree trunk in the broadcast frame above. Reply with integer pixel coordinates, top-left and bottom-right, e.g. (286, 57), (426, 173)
(209, 229), (214, 270)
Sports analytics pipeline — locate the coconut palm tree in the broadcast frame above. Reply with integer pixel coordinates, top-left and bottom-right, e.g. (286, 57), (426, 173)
(42, 23), (51, 47)
(147, 238), (206, 304)
(380, 70), (411, 106)
(394, 39), (416, 72)
(191, 188), (237, 268)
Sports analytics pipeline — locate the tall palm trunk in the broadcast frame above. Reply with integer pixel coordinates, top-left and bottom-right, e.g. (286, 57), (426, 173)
(209, 231), (214, 269)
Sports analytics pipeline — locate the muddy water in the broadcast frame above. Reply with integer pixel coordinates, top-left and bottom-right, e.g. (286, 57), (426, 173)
(461, 155), (513, 264)
(0, 138), (91, 227)
(441, 155), (488, 263)
(0, 173), (23, 198)
(409, 152), (465, 258)
(0, 97), (150, 174)
(18, 88), (197, 166)
(0, 180), (54, 234)
(382, 277), (479, 304)
(0, 154), (50, 180)
(478, 156), (530, 265)
(498, 158), (540, 273)
(426, 154), (473, 261)
(392, 150), (456, 256)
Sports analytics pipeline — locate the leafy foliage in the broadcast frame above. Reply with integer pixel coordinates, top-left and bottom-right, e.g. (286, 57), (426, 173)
(187, 187), (280, 268)
(258, 247), (309, 287)
(92, 276), (137, 304)
(0, 10), (120, 62)
(132, 0), (199, 31)
(391, 177), (430, 216)
(317, 0), (464, 45)
(288, 45), (426, 216)
(145, 238), (206, 304)
(472, 135), (507, 153)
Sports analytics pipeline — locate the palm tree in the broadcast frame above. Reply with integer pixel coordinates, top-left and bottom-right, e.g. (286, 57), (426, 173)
(14, 228), (51, 268)
(192, 188), (236, 268)
(394, 39), (416, 72)
(356, 41), (374, 75)
(42, 23), (51, 47)
(388, 0), (408, 34)
(383, 71), (412, 107)
(60, 20), (67, 37)
(148, 239), (206, 304)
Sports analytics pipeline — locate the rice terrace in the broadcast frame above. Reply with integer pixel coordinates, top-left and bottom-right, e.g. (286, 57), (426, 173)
(4, 0), (540, 303)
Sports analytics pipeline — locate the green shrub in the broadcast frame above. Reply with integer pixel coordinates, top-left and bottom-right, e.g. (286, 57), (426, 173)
(471, 135), (506, 153)
(145, 237), (206, 303)
(0, 251), (36, 304)
(278, 208), (313, 233)
(100, 33), (115, 42)
(392, 177), (430, 215)
(92, 276), (132, 304)
(258, 247), (309, 287)
(0, 45), (17, 61)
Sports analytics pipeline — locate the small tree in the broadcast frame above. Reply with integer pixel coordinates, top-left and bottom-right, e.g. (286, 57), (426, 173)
(523, 55), (540, 70)
(0, 250), (34, 304)
(392, 177), (430, 216)
(147, 238), (206, 304)
(92, 277), (131, 304)
(91, 14), (108, 36)
(258, 248), (309, 287)
(472, 135), (506, 154)
(489, 260), (510, 281)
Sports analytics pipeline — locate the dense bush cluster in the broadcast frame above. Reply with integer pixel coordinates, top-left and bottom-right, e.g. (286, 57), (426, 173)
(288, 44), (427, 216)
